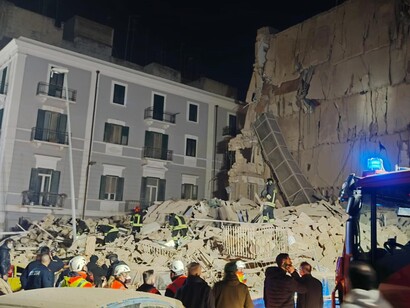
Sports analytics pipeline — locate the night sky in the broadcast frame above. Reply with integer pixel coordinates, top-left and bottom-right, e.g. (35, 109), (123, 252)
(9, 0), (343, 100)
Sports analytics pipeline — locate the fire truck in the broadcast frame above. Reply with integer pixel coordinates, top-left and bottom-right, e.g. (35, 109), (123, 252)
(332, 158), (410, 308)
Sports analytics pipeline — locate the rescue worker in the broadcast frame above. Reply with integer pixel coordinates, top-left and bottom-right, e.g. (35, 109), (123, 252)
(131, 206), (143, 234)
(168, 213), (188, 248)
(165, 260), (187, 298)
(261, 178), (276, 223)
(106, 253), (126, 280)
(136, 269), (161, 294)
(236, 260), (247, 284)
(24, 253), (54, 290)
(59, 255), (93, 288)
(107, 264), (131, 290)
(0, 238), (13, 281)
(96, 224), (119, 244)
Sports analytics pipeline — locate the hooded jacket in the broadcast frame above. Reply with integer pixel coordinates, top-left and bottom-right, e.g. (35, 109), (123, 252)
(176, 275), (214, 308)
(342, 289), (392, 308)
(211, 273), (253, 308)
(264, 266), (307, 308)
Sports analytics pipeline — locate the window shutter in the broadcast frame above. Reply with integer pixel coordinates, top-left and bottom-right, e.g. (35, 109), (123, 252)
(103, 123), (111, 142)
(140, 177), (147, 205)
(57, 114), (67, 144)
(50, 170), (60, 205)
(161, 134), (168, 159)
(0, 108), (3, 128)
(35, 110), (46, 140)
(193, 185), (198, 199)
(122, 126), (129, 145)
(115, 177), (124, 201)
(158, 179), (166, 201)
(28, 168), (40, 204)
(99, 175), (106, 199)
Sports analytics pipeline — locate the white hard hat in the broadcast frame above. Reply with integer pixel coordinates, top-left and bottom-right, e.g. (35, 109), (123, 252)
(114, 264), (131, 277)
(69, 256), (87, 272)
(236, 260), (246, 269)
(170, 260), (185, 275)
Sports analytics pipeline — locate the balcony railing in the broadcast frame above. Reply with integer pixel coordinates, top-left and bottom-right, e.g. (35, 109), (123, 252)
(222, 126), (240, 137)
(22, 190), (66, 207)
(144, 107), (176, 124)
(31, 127), (69, 145)
(142, 146), (173, 161)
(0, 82), (7, 95)
(36, 82), (77, 102)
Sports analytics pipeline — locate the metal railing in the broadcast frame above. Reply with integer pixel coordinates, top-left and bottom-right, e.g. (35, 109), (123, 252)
(144, 107), (176, 124)
(223, 225), (288, 259)
(142, 146), (173, 161)
(222, 126), (239, 137)
(31, 127), (69, 145)
(22, 190), (66, 207)
(36, 81), (77, 102)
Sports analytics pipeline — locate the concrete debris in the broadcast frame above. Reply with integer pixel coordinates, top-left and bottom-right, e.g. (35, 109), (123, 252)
(8, 198), (407, 299)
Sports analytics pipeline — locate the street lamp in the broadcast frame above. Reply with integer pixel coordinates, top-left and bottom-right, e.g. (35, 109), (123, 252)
(51, 67), (77, 241)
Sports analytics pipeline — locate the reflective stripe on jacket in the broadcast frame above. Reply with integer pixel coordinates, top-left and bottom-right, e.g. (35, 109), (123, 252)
(105, 225), (119, 235)
(132, 214), (142, 227)
(172, 215), (187, 231)
(62, 275), (92, 288)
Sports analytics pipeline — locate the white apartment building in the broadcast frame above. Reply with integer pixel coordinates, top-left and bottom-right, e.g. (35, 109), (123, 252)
(0, 14), (241, 232)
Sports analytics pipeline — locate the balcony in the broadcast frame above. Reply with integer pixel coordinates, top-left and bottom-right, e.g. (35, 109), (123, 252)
(142, 146), (173, 161)
(222, 126), (240, 137)
(144, 107), (177, 124)
(22, 190), (66, 207)
(36, 82), (77, 102)
(31, 127), (69, 145)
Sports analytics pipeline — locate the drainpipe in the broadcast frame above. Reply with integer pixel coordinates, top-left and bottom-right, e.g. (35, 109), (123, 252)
(82, 70), (100, 219)
(213, 105), (219, 197)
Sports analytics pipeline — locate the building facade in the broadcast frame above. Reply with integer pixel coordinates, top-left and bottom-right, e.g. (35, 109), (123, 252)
(0, 35), (240, 231)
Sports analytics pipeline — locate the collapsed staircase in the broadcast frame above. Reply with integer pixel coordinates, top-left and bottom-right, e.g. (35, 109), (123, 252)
(253, 112), (317, 206)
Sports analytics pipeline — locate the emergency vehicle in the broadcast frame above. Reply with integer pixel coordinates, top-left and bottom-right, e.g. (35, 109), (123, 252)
(332, 158), (410, 307)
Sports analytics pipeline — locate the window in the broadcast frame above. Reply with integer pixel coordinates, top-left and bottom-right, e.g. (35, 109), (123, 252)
(153, 94), (165, 121)
(26, 168), (60, 206)
(99, 175), (124, 201)
(185, 137), (197, 157)
(140, 177), (166, 207)
(228, 114), (237, 136)
(0, 66), (7, 95)
(181, 184), (198, 199)
(33, 110), (67, 144)
(104, 123), (129, 145)
(112, 83), (126, 105)
(144, 131), (169, 160)
(0, 108), (3, 132)
(188, 103), (198, 123)
(48, 67), (65, 98)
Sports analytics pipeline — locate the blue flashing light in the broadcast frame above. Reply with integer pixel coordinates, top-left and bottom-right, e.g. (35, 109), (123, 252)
(367, 157), (384, 171)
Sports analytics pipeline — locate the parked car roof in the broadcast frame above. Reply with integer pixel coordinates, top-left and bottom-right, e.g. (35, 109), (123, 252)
(0, 288), (185, 308)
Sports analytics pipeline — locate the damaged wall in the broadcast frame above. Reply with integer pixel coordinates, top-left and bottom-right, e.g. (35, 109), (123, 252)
(233, 0), (410, 198)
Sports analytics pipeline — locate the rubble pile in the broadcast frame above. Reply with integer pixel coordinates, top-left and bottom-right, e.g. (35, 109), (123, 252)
(6, 198), (408, 298)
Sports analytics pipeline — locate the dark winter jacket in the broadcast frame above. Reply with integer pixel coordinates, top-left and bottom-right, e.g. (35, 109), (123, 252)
(136, 283), (161, 295)
(24, 263), (54, 290)
(86, 260), (107, 287)
(176, 275), (214, 308)
(296, 274), (323, 308)
(263, 266), (307, 308)
(21, 256), (64, 289)
(0, 242), (11, 276)
(211, 273), (253, 308)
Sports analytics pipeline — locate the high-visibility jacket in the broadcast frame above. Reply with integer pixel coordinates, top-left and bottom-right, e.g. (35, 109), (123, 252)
(171, 215), (187, 231)
(61, 273), (92, 288)
(110, 279), (127, 290)
(131, 214), (142, 227)
(105, 224), (119, 235)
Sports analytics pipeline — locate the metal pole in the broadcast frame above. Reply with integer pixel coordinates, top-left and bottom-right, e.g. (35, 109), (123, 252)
(55, 68), (77, 241)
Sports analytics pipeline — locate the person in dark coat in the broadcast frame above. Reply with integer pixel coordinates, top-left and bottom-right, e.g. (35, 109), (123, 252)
(24, 254), (54, 290)
(0, 239), (13, 281)
(176, 262), (214, 308)
(211, 261), (253, 308)
(136, 269), (161, 294)
(105, 253), (126, 280)
(296, 261), (323, 308)
(21, 246), (64, 289)
(264, 253), (307, 308)
(86, 255), (108, 287)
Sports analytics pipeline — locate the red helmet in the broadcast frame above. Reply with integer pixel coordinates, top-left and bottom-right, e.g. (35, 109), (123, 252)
(134, 207), (141, 213)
